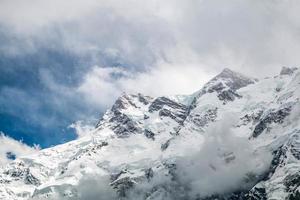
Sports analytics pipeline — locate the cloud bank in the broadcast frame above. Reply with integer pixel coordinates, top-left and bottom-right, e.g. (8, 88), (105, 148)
(0, 132), (39, 166)
(1, 0), (300, 147)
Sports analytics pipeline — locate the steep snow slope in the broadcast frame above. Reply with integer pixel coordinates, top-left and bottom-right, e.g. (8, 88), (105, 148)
(0, 67), (299, 200)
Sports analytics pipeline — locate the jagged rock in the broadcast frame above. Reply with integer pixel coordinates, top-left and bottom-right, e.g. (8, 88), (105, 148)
(1, 68), (300, 200)
(144, 129), (155, 140)
(280, 67), (298, 76)
(111, 177), (135, 197)
(284, 173), (300, 199)
(252, 106), (292, 138)
(207, 82), (226, 93)
(239, 110), (263, 127)
(267, 146), (288, 178)
(3, 162), (41, 186)
(111, 94), (137, 112)
(158, 108), (186, 124)
(191, 108), (218, 127)
(246, 187), (267, 200)
(149, 97), (187, 113)
(194, 68), (254, 105)
(137, 93), (151, 105)
(207, 68), (255, 91)
(161, 138), (173, 151)
(148, 97), (188, 124)
(144, 168), (154, 181)
(217, 89), (242, 103)
(108, 110), (141, 136)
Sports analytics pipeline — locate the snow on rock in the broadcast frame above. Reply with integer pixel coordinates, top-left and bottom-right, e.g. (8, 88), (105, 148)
(0, 68), (300, 200)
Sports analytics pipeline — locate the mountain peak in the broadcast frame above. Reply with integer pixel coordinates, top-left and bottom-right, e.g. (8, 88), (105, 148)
(206, 68), (255, 91)
(280, 66), (298, 76)
(111, 93), (153, 112)
(216, 68), (249, 80)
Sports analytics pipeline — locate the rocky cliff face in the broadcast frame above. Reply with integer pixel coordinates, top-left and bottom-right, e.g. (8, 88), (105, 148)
(0, 67), (300, 200)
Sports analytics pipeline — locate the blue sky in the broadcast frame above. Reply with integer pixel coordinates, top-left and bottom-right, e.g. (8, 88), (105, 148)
(1, 0), (300, 149)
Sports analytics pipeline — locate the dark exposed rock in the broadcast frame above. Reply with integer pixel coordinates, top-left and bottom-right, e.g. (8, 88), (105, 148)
(111, 95), (137, 112)
(280, 67), (298, 76)
(284, 173), (300, 190)
(149, 97), (188, 124)
(193, 68), (254, 105)
(111, 170), (127, 182)
(3, 163), (41, 186)
(144, 129), (155, 140)
(208, 68), (255, 91)
(149, 97), (187, 113)
(197, 187), (267, 200)
(207, 82), (226, 93)
(24, 169), (40, 186)
(266, 146), (288, 179)
(161, 138), (173, 151)
(239, 110), (263, 127)
(217, 89), (242, 103)
(163, 162), (177, 181)
(144, 168), (154, 181)
(159, 108), (186, 124)
(111, 177), (135, 197)
(246, 187), (267, 200)
(192, 108), (218, 127)
(252, 106), (292, 138)
(288, 191), (300, 200)
(200, 191), (247, 200)
(96, 93), (152, 129)
(108, 110), (141, 137)
(137, 93), (151, 105)
(284, 173), (300, 200)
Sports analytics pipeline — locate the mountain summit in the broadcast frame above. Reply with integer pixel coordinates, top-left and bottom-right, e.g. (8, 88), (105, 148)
(0, 68), (300, 200)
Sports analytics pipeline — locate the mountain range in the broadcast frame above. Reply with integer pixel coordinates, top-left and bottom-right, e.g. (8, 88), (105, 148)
(0, 67), (300, 200)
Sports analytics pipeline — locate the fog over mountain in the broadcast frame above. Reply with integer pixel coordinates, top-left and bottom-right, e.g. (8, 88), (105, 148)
(1, 0), (300, 148)
(1, 1), (300, 199)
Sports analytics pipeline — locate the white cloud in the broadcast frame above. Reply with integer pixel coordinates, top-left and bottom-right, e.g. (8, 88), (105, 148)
(2, 0), (300, 77)
(68, 120), (95, 138)
(76, 63), (214, 110)
(176, 113), (272, 198)
(0, 132), (40, 166)
(1, 0), (300, 143)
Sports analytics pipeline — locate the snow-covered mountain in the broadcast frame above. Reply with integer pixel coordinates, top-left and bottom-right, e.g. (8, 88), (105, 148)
(1, 67), (300, 200)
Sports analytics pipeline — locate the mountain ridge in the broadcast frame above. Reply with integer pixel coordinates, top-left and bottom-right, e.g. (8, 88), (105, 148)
(0, 67), (300, 200)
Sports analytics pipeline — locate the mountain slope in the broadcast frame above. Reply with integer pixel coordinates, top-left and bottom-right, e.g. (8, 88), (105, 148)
(0, 67), (300, 200)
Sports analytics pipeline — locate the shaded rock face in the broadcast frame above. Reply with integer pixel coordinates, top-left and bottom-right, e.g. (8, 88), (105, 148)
(280, 67), (298, 76)
(2, 161), (41, 186)
(112, 93), (152, 111)
(197, 187), (267, 200)
(149, 97), (187, 113)
(191, 108), (218, 127)
(95, 93), (153, 136)
(217, 89), (242, 103)
(149, 97), (188, 124)
(252, 105), (292, 138)
(239, 110), (263, 127)
(193, 68), (254, 105)
(111, 176), (135, 197)
(144, 129), (155, 140)
(108, 110), (141, 137)
(161, 138), (173, 151)
(284, 173), (300, 200)
(208, 68), (255, 91)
